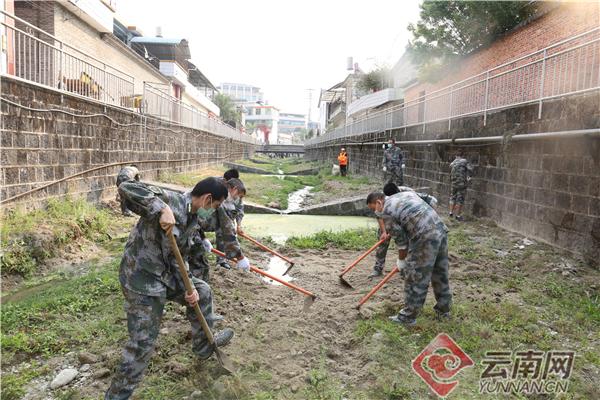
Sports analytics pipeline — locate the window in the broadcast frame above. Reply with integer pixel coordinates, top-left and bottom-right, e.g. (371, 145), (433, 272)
(255, 108), (261, 115)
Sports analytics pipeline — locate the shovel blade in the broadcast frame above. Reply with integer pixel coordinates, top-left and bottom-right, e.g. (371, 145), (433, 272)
(338, 275), (354, 289)
(303, 295), (316, 312)
(214, 347), (235, 374)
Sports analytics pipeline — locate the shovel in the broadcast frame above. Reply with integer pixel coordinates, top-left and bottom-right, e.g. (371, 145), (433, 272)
(167, 230), (235, 374)
(338, 238), (388, 289)
(211, 248), (316, 312)
(238, 232), (296, 275)
(356, 267), (399, 309)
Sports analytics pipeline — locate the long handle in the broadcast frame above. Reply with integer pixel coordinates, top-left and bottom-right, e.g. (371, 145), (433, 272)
(339, 237), (387, 277)
(356, 268), (399, 309)
(239, 232), (294, 265)
(211, 248), (316, 299)
(167, 230), (215, 345)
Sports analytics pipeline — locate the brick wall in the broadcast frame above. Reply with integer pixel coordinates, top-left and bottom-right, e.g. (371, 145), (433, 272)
(0, 76), (255, 209)
(405, 2), (600, 102)
(306, 91), (600, 265)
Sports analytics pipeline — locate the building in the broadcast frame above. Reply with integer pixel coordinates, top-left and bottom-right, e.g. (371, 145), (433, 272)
(6, 0), (170, 101)
(278, 112), (306, 144)
(129, 35), (219, 115)
(3, 0), (220, 117)
(244, 104), (280, 144)
(318, 70), (362, 132)
(345, 52), (418, 123)
(218, 82), (264, 104)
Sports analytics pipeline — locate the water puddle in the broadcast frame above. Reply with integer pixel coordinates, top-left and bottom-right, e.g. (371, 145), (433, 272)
(260, 256), (294, 286)
(242, 214), (376, 245)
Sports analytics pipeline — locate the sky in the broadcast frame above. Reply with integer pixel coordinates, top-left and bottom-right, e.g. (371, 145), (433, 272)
(117, 0), (422, 120)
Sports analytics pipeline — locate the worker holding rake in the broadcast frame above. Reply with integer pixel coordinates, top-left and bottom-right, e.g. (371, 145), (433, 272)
(105, 177), (246, 400)
(366, 190), (452, 326)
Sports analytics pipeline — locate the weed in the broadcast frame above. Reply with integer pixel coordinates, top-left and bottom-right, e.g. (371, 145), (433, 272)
(1, 197), (112, 276)
(287, 228), (378, 250)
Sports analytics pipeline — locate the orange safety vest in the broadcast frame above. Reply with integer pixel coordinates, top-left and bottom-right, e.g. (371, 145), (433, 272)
(338, 152), (348, 166)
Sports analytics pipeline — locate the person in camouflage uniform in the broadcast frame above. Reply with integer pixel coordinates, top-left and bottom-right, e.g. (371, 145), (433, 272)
(382, 139), (405, 186)
(115, 165), (140, 216)
(449, 150), (474, 221)
(189, 188), (249, 283)
(370, 182), (439, 278)
(105, 177), (250, 400)
(367, 190), (452, 326)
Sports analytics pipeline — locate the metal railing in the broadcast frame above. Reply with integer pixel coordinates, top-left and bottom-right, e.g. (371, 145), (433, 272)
(143, 83), (256, 144)
(0, 10), (256, 144)
(308, 28), (600, 147)
(1, 10), (134, 107)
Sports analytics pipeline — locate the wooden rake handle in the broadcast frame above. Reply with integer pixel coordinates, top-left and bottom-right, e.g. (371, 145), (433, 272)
(356, 268), (399, 309)
(339, 237), (388, 277)
(210, 248), (316, 299)
(167, 230), (216, 345)
(239, 232), (294, 265)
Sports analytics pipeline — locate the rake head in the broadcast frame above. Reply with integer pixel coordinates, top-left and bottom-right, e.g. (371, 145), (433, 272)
(283, 262), (295, 276)
(338, 274), (354, 289)
(303, 295), (316, 312)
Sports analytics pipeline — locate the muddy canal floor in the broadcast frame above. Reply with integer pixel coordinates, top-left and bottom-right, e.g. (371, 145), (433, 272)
(2, 204), (599, 399)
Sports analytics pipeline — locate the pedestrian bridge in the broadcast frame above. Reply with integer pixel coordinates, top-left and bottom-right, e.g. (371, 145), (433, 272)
(255, 144), (305, 155)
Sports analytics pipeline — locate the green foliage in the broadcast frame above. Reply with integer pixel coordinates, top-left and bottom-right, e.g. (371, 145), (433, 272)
(213, 93), (241, 127)
(286, 228), (377, 250)
(1, 364), (48, 400)
(408, 1), (540, 81)
(1, 260), (122, 357)
(0, 198), (111, 276)
(356, 67), (392, 93)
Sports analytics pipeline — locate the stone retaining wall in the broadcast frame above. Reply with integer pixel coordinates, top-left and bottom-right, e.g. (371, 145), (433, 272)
(306, 91), (600, 265)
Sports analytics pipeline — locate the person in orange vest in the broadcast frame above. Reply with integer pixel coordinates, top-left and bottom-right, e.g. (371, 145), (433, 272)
(338, 147), (348, 177)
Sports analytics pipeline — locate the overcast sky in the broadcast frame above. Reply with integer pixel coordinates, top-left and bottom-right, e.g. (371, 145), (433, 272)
(117, 0), (422, 120)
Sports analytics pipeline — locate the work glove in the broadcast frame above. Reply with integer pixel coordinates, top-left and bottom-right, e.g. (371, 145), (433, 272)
(236, 257), (250, 272)
(382, 166), (387, 172)
(429, 196), (438, 209)
(401, 164), (406, 169)
(201, 238), (213, 253)
(467, 176), (472, 182)
(397, 259), (407, 278)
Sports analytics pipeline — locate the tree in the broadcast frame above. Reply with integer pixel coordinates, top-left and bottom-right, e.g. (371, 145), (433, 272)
(213, 93), (241, 127)
(356, 67), (392, 93)
(408, 1), (540, 81)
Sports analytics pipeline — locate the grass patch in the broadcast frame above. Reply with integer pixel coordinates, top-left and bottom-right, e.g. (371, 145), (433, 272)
(0, 197), (112, 276)
(1, 363), (49, 400)
(1, 260), (123, 359)
(286, 228), (378, 250)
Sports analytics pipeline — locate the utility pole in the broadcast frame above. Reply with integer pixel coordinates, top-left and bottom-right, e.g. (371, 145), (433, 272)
(306, 88), (314, 128)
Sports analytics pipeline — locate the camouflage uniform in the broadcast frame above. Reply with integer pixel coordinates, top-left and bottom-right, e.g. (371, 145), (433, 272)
(383, 145), (404, 186)
(115, 166), (140, 215)
(449, 157), (473, 206)
(189, 203), (243, 282)
(105, 181), (220, 400)
(380, 191), (452, 319)
(373, 186), (436, 273)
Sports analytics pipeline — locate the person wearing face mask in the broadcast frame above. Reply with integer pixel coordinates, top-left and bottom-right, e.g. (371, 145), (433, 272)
(115, 165), (140, 217)
(382, 138), (405, 187)
(105, 177), (246, 400)
(209, 178), (247, 272)
(369, 182), (439, 279)
(366, 189), (452, 327)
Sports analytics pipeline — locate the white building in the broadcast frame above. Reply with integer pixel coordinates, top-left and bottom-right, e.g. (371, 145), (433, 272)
(218, 82), (264, 104)
(244, 104), (280, 144)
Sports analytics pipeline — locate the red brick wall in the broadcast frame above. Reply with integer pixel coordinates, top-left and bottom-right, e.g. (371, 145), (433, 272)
(405, 2), (600, 102)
